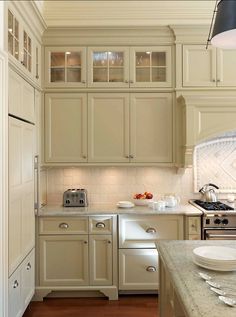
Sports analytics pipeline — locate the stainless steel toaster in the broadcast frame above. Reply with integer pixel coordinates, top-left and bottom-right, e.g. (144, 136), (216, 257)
(63, 189), (88, 207)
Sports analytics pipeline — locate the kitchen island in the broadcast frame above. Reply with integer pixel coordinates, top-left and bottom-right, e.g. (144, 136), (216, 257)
(157, 240), (236, 317)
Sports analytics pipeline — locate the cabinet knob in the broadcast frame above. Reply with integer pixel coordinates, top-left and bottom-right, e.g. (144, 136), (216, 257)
(146, 227), (156, 234)
(82, 155), (87, 159)
(84, 240), (88, 244)
(146, 266), (157, 272)
(59, 222), (69, 229)
(125, 155), (129, 159)
(96, 222), (105, 228)
(81, 80), (86, 84)
(129, 80), (134, 84)
(26, 262), (31, 270)
(108, 240), (112, 244)
(124, 80), (129, 84)
(129, 155), (134, 159)
(217, 79), (221, 82)
(35, 75), (39, 79)
(212, 79), (216, 82)
(13, 280), (19, 289)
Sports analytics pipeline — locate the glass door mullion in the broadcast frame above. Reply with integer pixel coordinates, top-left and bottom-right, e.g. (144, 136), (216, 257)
(150, 53), (152, 83)
(65, 53), (67, 82)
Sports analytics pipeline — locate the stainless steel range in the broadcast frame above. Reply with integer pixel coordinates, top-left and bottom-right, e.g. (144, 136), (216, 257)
(191, 200), (236, 240)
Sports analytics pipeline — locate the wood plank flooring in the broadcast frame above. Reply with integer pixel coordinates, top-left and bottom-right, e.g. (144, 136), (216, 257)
(23, 295), (159, 317)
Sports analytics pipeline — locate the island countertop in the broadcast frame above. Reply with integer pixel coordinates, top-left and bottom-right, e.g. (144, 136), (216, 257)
(157, 240), (236, 317)
(37, 203), (201, 216)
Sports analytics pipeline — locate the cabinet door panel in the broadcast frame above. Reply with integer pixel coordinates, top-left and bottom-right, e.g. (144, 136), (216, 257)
(130, 93), (173, 162)
(183, 45), (216, 87)
(119, 249), (158, 290)
(217, 49), (236, 86)
(8, 269), (22, 317)
(39, 235), (89, 286)
(88, 93), (129, 162)
(119, 215), (184, 248)
(22, 79), (34, 123)
(9, 68), (22, 118)
(45, 93), (87, 162)
(89, 235), (112, 286)
(21, 249), (35, 310)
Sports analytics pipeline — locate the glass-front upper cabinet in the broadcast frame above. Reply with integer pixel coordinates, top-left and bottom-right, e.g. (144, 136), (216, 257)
(130, 46), (172, 88)
(45, 47), (86, 87)
(8, 10), (19, 61)
(22, 30), (32, 73)
(88, 47), (129, 87)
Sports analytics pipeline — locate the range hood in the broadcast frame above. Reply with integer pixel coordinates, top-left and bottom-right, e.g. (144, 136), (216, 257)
(176, 91), (236, 167)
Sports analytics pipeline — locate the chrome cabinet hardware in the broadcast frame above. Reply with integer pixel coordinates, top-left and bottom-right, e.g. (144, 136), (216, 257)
(146, 266), (157, 272)
(59, 223), (69, 229)
(13, 280), (19, 288)
(146, 227), (156, 234)
(26, 262), (31, 270)
(96, 222), (106, 228)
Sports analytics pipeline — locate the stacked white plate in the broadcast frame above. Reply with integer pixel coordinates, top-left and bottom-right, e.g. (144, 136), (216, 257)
(193, 246), (236, 271)
(117, 201), (134, 208)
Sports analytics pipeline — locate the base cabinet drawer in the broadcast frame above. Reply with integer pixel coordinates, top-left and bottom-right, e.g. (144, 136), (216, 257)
(119, 249), (158, 290)
(39, 217), (88, 235)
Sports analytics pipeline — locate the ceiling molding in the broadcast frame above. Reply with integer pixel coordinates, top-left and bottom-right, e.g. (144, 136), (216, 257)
(41, 1), (215, 27)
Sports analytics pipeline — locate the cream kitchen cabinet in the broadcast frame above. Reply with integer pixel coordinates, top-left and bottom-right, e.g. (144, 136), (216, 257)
(8, 249), (35, 317)
(183, 45), (236, 87)
(7, 7), (42, 86)
(8, 116), (35, 275)
(88, 46), (172, 88)
(9, 68), (35, 123)
(44, 46), (87, 87)
(118, 215), (183, 291)
(88, 92), (173, 163)
(37, 216), (118, 300)
(185, 216), (201, 240)
(44, 93), (87, 163)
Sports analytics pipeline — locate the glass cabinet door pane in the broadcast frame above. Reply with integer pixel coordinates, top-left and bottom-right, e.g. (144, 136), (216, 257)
(67, 52), (81, 66)
(93, 68), (108, 82)
(109, 52), (124, 66)
(28, 37), (31, 54)
(93, 52), (108, 66)
(8, 10), (13, 31)
(51, 69), (65, 82)
(51, 52), (65, 67)
(136, 52), (150, 66)
(8, 34), (13, 55)
(28, 55), (32, 72)
(67, 69), (81, 82)
(152, 68), (166, 82)
(136, 68), (150, 82)
(24, 31), (27, 50)
(109, 68), (123, 82)
(152, 52), (166, 66)
(14, 19), (19, 39)
(14, 40), (19, 59)
(23, 51), (27, 68)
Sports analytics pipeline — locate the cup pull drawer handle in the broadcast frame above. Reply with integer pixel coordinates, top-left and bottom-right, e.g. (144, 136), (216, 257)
(96, 222), (105, 228)
(59, 223), (69, 229)
(146, 227), (156, 234)
(13, 280), (19, 288)
(146, 266), (157, 272)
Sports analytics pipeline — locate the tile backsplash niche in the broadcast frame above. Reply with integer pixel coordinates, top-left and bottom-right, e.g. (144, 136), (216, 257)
(45, 167), (196, 206)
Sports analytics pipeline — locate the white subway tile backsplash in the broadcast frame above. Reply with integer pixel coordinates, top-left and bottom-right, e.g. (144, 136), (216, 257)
(46, 166), (195, 205)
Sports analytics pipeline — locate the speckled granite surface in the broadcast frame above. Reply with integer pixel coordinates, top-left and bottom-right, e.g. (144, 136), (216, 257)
(157, 240), (236, 317)
(37, 204), (201, 217)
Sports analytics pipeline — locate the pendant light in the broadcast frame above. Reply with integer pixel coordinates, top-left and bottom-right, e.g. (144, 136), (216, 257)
(208, 0), (236, 49)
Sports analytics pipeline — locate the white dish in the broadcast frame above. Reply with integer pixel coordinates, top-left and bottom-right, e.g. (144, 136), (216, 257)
(193, 258), (236, 272)
(117, 201), (134, 208)
(193, 246), (236, 262)
(132, 199), (153, 206)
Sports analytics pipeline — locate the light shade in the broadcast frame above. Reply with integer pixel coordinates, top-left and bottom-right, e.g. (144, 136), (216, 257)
(211, 0), (236, 49)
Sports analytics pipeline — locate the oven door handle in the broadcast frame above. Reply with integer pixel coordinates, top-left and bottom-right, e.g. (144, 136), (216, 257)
(206, 233), (236, 239)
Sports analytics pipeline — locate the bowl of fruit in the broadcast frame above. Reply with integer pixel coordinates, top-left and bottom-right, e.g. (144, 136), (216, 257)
(132, 192), (153, 206)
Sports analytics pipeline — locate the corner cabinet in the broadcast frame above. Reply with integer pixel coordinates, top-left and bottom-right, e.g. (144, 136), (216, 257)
(36, 216), (118, 300)
(183, 45), (236, 87)
(118, 215), (183, 291)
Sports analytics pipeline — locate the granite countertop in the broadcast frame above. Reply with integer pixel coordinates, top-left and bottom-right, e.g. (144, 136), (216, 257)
(37, 203), (202, 217)
(157, 240), (236, 317)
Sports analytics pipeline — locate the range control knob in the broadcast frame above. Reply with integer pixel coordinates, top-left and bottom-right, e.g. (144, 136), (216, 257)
(222, 218), (229, 225)
(214, 218), (221, 225)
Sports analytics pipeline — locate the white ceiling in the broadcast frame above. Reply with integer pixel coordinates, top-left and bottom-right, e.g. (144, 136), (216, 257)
(35, 1), (216, 28)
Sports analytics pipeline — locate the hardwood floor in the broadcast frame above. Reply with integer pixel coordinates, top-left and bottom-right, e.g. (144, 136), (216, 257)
(23, 295), (158, 317)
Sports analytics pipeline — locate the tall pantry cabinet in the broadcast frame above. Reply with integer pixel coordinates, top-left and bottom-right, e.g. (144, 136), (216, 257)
(6, 1), (44, 316)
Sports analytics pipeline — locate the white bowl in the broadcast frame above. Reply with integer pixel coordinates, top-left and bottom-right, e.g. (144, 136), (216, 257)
(132, 199), (153, 206)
